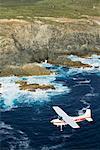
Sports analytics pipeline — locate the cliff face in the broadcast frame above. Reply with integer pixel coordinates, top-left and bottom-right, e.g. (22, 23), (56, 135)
(0, 18), (100, 67)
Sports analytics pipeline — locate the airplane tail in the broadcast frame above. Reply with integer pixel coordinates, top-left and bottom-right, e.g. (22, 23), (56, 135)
(84, 109), (93, 122)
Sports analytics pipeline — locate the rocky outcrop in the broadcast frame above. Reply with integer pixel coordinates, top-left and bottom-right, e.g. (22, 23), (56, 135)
(0, 18), (100, 69)
(0, 64), (52, 76)
(48, 57), (91, 68)
(15, 80), (55, 91)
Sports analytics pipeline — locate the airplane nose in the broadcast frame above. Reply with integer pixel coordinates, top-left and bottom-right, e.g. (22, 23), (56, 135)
(50, 120), (54, 123)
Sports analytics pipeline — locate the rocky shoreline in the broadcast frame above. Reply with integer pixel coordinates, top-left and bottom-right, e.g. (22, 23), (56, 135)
(0, 18), (100, 76)
(48, 58), (91, 68)
(0, 64), (52, 77)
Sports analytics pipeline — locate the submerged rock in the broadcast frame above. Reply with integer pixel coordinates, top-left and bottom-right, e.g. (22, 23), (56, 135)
(16, 80), (55, 91)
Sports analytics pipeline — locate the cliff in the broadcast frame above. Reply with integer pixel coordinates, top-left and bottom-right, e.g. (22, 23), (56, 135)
(0, 17), (100, 70)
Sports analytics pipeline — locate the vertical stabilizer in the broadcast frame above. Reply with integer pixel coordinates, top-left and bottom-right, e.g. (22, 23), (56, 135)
(85, 109), (93, 122)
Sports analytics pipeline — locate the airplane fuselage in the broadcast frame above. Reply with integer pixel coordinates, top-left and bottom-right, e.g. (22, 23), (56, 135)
(51, 107), (93, 130)
(51, 116), (86, 127)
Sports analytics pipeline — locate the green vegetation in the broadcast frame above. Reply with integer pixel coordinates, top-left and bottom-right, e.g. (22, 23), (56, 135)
(0, 0), (100, 19)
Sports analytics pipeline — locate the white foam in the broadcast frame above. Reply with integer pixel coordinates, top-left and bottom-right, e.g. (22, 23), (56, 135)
(41, 62), (54, 68)
(66, 65), (100, 76)
(85, 93), (99, 97)
(0, 82), (20, 107)
(0, 122), (13, 130)
(67, 54), (100, 68)
(0, 74), (70, 109)
(0, 76), (18, 83)
(27, 75), (56, 85)
(24, 83), (70, 102)
(66, 68), (85, 76)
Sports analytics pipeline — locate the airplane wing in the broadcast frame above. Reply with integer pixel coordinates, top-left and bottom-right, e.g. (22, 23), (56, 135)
(53, 106), (80, 128)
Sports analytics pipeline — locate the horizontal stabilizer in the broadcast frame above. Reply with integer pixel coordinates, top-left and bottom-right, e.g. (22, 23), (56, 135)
(86, 118), (93, 122)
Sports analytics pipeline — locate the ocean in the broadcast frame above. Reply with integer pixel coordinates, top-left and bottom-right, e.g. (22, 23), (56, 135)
(0, 55), (100, 150)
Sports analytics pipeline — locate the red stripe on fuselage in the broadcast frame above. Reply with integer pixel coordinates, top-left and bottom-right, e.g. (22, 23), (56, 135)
(74, 118), (85, 122)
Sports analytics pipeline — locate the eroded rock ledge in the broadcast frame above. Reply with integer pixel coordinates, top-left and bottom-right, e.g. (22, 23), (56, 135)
(0, 18), (100, 74)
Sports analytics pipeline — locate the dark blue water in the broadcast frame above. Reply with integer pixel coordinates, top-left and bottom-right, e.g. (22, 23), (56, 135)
(0, 66), (100, 150)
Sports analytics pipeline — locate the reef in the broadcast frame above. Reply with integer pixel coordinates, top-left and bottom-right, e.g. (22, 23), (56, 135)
(16, 80), (55, 91)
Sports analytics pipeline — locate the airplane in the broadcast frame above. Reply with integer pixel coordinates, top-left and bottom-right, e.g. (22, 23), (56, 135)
(51, 106), (93, 131)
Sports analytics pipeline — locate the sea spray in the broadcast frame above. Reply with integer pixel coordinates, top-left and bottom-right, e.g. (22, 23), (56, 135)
(0, 74), (70, 110)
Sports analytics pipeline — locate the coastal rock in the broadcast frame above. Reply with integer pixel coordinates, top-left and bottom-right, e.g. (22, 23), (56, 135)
(48, 56), (91, 68)
(0, 64), (52, 77)
(16, 80), (55, 91)
(0, 18), (100, 70)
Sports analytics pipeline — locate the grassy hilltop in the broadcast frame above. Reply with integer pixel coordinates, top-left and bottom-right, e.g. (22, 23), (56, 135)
(0, 0), (100, 19)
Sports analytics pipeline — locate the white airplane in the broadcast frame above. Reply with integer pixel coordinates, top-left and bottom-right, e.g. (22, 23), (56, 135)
(51, 106), (93, 131)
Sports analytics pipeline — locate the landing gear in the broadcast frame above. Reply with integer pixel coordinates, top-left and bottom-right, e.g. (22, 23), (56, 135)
(60, 125), (63, 131)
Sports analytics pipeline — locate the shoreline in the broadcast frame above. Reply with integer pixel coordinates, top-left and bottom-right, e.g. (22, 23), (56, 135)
(0, 63), (52, 77)
(0, 53), (100, 77)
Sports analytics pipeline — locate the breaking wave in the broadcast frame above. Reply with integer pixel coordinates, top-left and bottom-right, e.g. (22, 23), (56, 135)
(0, 74), (70, 110)
(0, 59), (100, 150)
(67, 54), (100, 68)
(67, 54), (100, 76)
